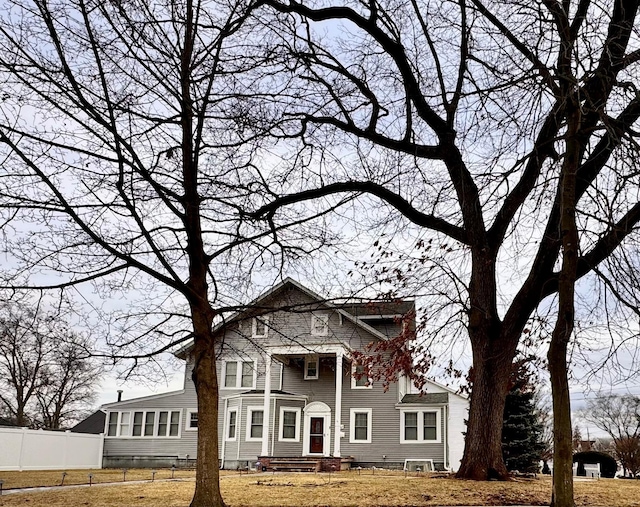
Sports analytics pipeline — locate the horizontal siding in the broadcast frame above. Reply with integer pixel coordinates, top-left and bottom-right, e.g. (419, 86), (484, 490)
(102, 285), (456, 467)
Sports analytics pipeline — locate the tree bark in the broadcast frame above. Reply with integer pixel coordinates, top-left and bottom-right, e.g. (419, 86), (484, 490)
(190, 333), (225, 507)
(456, 249), (516, 480)
(549, 335), (574, 507)
(548, 94), (580, 507)
(456, 333), (515, 480)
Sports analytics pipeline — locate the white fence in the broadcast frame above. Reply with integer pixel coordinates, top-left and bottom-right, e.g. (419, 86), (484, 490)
(0, 427), (104, 471)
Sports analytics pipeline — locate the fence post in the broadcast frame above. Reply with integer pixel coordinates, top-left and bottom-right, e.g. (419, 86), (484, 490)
(97, 433), (105, 469)
(18, 428), (27, 471)
(63, 431), (70, 469)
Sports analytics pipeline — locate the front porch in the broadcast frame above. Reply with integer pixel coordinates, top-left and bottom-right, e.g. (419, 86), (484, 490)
(261, 344), (352, 459)
(257, 455), (354, 472)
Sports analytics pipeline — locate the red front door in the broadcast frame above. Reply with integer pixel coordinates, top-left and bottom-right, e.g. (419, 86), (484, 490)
(309, 417), (324, 454)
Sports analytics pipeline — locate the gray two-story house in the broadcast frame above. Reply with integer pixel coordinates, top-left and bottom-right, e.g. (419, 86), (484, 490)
(101, 278), (468, 471)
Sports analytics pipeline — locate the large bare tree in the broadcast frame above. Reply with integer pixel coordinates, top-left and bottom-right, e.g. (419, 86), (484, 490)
(247, 0), (640, 500)
(0, 0), (325, 505)
(0, 301), (100, 429)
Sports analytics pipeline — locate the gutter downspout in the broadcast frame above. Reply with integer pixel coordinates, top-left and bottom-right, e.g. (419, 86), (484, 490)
(444, 405), (449, 470)
(221, 398), (228, 469)
(237, 398), (243, 462)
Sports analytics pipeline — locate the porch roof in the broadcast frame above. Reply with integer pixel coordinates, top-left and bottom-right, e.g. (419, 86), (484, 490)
(400, 392), (449, 405)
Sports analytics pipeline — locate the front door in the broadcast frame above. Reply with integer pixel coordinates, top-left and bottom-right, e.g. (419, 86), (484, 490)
(309, 417), (324, 454)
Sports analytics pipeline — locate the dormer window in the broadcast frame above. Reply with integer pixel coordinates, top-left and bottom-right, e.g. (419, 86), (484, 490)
(311, 314), (329, 336)
(304, 355), (319, 380)
(252, 316), (269, 338)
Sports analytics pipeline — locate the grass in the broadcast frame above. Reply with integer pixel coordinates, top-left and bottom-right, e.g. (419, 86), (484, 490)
(0, 468), (198, 490)
(1, 471), (640, 506)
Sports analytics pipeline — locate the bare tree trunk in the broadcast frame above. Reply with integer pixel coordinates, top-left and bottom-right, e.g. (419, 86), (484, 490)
(548, 100), (580, 507)
(190, 334), (225, 507)
(549, 338), (574, 507)
(457, 342), (513, 480)
(457, 250), (515, 480)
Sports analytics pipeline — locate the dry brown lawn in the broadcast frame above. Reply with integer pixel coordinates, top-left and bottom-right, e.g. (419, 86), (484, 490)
(0, 468), (198, 490)
(0, 472), (639, 506)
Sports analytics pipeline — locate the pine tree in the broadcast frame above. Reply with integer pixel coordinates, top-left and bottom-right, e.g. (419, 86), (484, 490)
(502, 362), (546, 473)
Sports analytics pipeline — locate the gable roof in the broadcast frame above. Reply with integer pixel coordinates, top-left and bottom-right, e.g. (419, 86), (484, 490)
(70, 410), (106, 434)
(174, 277), (415, 359)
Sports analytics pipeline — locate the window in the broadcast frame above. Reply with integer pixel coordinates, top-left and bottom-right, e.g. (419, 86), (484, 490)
(112, 410), (181, 438)
(119, 412), (130, 436)
(311, 314), (329, 336)
(132, 411), (143, 436)
(423, 412), (437, 440)
(400, 410), (440, 443)
(107, 412), (118, 436)
(158, 411), (169, 436)
(222, 360), (256, 389)
(404, 412), (418, 441)
(304, 355), (319, 380)
(227, 408), (238, 440)
(351, 362), (372, 389)
(246, 407), (264, 441)
(144, 412), (155, 436)
(252, 316), (269, 338)
(241, 362), (253, 388)
(278, 407), (301, 442)
(224, 361), (237, 388)
(106, 412), (132, 437)
(156, 411), (179, 436)
(349, 408), (372, 443)
(186, 410), (198, 430)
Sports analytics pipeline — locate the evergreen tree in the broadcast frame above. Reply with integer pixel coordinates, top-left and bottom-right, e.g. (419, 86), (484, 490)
(502, 361), (545, 473)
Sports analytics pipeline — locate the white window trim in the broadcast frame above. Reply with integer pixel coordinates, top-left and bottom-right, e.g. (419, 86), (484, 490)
(106, 409), (182, 439)
(252, 316), (269, 338)
(226, 407), (238, 441)
(106, 411), (131, 437)
(351, 362), (373, 389)
(349, 408), (372, 444)
(310, 314), (329, 336)
(185, 409), (198, 431)
(245, 406), (264, 442)
(304, 355), (319, 380)
(278, 406), (301, 442)
(400, 409), (441, 444)
(221, 359), (257, 390)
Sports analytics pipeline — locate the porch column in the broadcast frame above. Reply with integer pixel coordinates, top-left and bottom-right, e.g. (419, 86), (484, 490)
(334, 351), (343, 457)
(261, 353), (272, 457)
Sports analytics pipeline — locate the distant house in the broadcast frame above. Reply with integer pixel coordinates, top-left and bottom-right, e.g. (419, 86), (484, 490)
(101, 278), (469, 471)
(71, 410), (106, 435)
